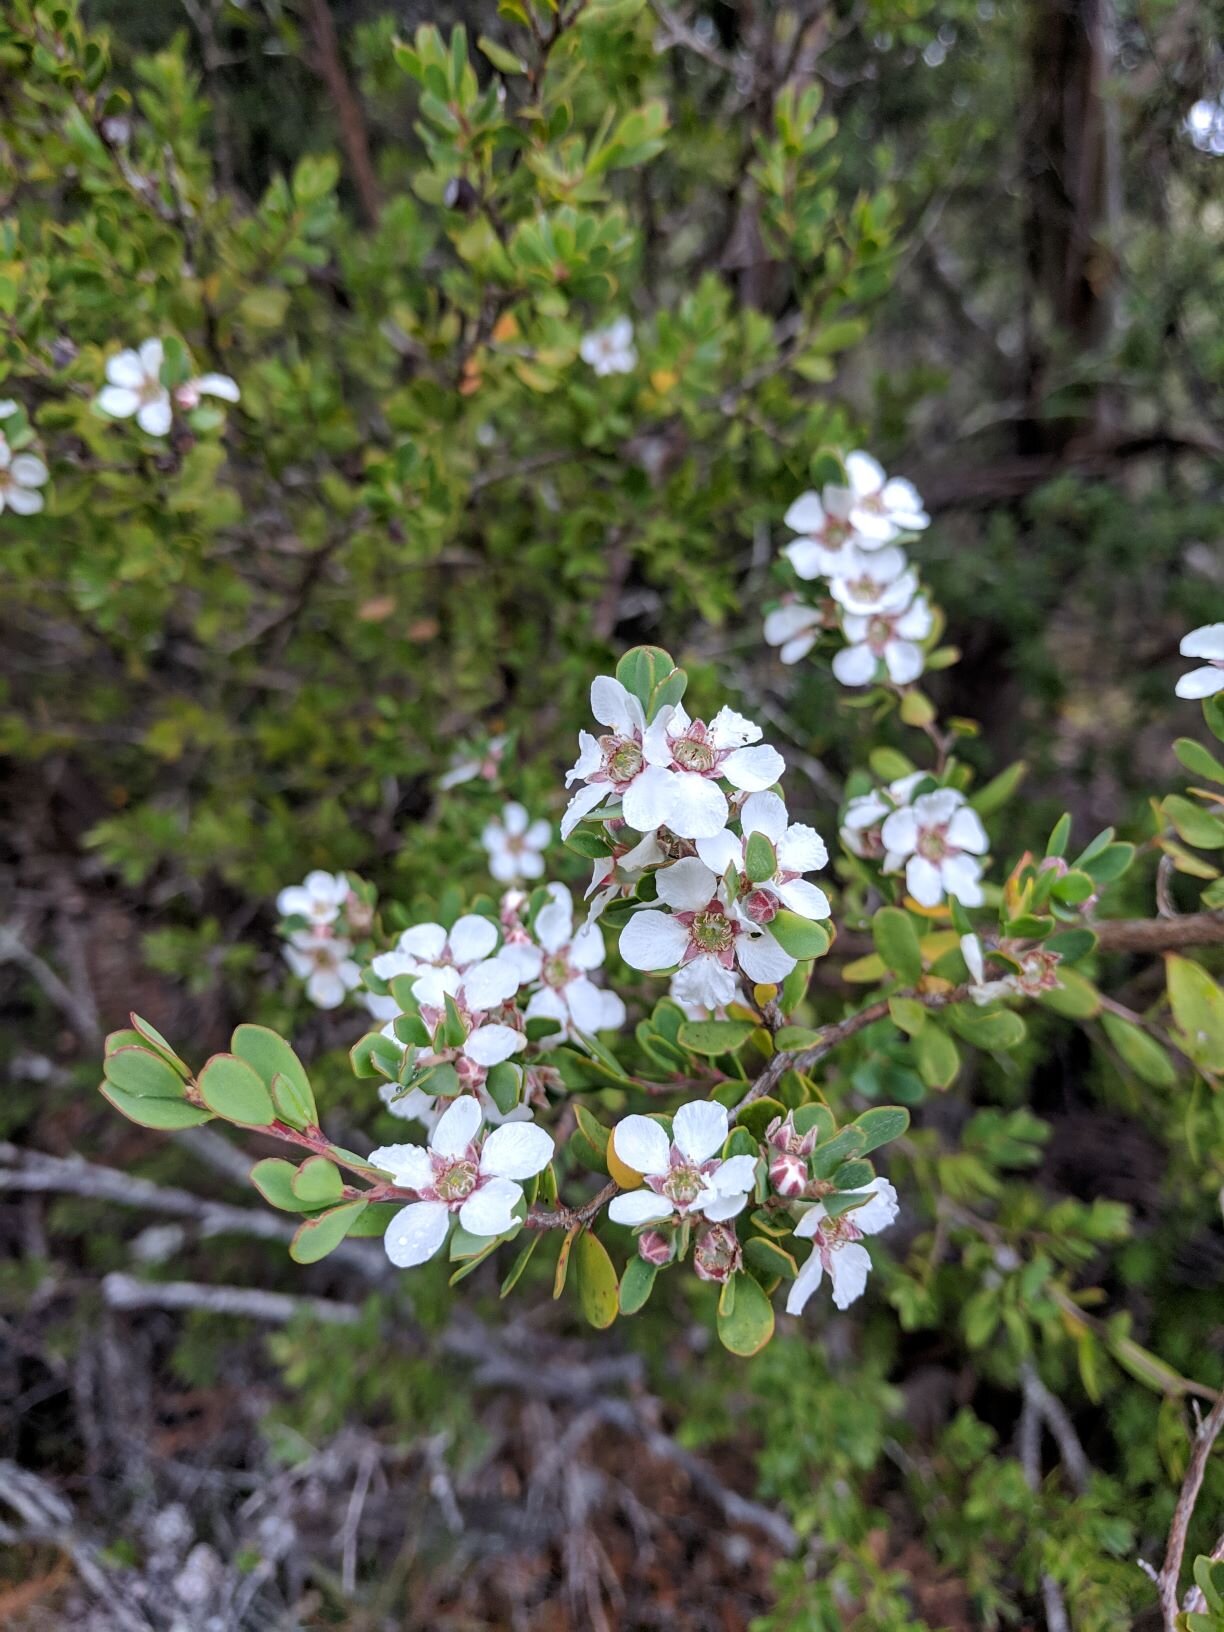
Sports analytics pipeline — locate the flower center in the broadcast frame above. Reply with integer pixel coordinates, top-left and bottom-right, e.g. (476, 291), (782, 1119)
(866, 614), (894, 653)
(672, 735), (717, 773)
(662, 1163), (705, 1207)
(543, 953), (571, 988)
(690, 908), (735, 954)
(601, 734), (644, 784)
(916, 827), (949, 861)
(819, 1214), (864, 1251)
(433, 1158), (479, 1203)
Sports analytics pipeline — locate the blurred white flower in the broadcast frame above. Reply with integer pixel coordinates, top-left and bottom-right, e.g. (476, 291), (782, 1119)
(781, 485), (857, 578)
(608, 1100), (757, 1225)
(827, 543), (916, 616)
(833, 594), (933, 687)
(277, 870), (350, 928)
(283, 930), (361, 1009)
(619, 854), (795, 1009)
(786, 1177), (899, 1313)
(579, 317), (636, 376)
(764, 598), (823, 665)
(1175, 623), (1224, 699)
(438, 733), (508, 790)
(96, 339), (238, 434)
(522, 882), (626, 1039)
(481, 801), (550, 882)
(840, 772), (927, 859)
(371, 1096), (553, 1267)
(0, 440), (47, 515)
(842, 450), (929, 543)
(1186, 97), (1224, 157)
(881, 788), (988, 907)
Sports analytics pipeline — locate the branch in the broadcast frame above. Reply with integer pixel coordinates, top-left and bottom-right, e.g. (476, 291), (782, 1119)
(304, 0), (381, 227)
(1093, 911), (1224, 954)
(1158, 1393), (1224, 1631)
(101, 1271), (363, 1325)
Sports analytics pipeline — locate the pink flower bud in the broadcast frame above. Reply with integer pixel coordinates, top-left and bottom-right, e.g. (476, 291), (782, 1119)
(769, 1150), (809, 1198)
(637, 1229), (676, 1267)
(693, 1223), (743, 1283)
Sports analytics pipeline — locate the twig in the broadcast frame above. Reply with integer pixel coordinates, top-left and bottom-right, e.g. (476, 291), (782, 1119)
(0, 925), (100, 1047)
(101, 1271), (363, 1325)
(1020, 1362), (1091, 1494)
(304, 0), (380, 226)
(1158, 1393), (1224, 1630)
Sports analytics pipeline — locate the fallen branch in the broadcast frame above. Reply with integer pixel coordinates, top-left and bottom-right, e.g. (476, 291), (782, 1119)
(101, 1271), (363, 1326)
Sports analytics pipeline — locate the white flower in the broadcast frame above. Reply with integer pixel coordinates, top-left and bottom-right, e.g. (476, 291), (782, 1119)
(283, 930), (361, 1009)
(0, 440), (47, 515)
(438, 733), (507, 790)
(826, 543), (915, 617)
(1186, 97), (1224, 157)
(842, 451), (929, 544)
(95, 339), (239, 435)
(378, 1077), (531, 1130)
(1175, 624), (1224, 700)
(619, 854), (795, 1009)
(695, 792), (831, 926)
(786, 1176), (899, 1313)
(781, 485), (857, 578)
(608, 1100), (757, 1226)
(764, 599), (822, 665)
(638, 703), (786, 840)
(562, 675), (669, 838)
(522, 883), (626, 1039)
(881, 788), (989, 907)
(481, 802), (550, 882)
(414, 952), (528, 1068)
(840, 772), (927, 859)
(833, 594), (933, 687)
(371, 1097), (554, 1267)
(370, 915), (501, 986)
(277, 870), (350, 928)
(579, 317), (636, 376)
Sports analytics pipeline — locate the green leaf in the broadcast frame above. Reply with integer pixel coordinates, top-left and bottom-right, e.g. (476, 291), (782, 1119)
(946, 1006), (1027, 1051)
(793, 1103), (836, 1141)
(289, 1200), (369, 1264)
(291, 1156), (344, 1206)
(773, 1025), (821, 1050)
(1099, 1011), (1177, 1088)
(716, 1271), (775, 1356)
(677, 1019), (760, 1056)
(1175, 738), (1224, 783)
(477, 33), (525, 72)
(852, 1106), (910, 1153)
(231, 1025), (312, 1108)
(619, 1255), (658, 1314)
(736, 1097), (787, 1139)
(969, 760), (1026, 817)
(744, 1237), (797, 1279)
(250, 1157), (317, 1212)
(768, 911), (831, 961)
(873, 907), (923, 984)
(810, 1126), (867, 1178)
(913, 1024), (960, 1089)
(1163, 795), (1224, 851)
(564, 827), (613, 859)
(575, 1231), (619, 1329)
(1167, 955), (1224, 1073)
(485, 1060), (521, 1115)
(102, 1046), (187, 1100)
(888, 996), (927, 1035)
(272, 1071), (317, 1129)
(1039, 967), (1101, 1020)
(1045, 813), (1072, 858)
(832, 1159), (874, 1191)
(744, 832), (777, 884)
(615, 646), (677, 713)
(129, 1014), (190, 1076)
(197, 1054), (277, 1126)
(1044, 929), (1097, 962)
(553, 1224), (579, 1298)
(1080, 843), (1134, 885)
(500, 1232), (542, 1297)
(99, 1082), (213, 1129)
(1050, 870), (1096, 905)
(649, 667), (688, 721)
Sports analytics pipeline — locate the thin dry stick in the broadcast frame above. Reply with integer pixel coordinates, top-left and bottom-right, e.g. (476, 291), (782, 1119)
(1158, 1393), (1224, 1630)
(1019, 1362), (1090, 1632)
(101, 1271), (363, 1326)
(305, 0), (381, 226)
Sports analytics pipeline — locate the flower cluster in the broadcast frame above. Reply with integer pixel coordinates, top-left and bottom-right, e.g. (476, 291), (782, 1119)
(0, 399), (48, 517)
(764, 451), (934, 688)
(841, 774), (988, 907)
(277, 870), (366, 1008)
(95, 339), (239, 436)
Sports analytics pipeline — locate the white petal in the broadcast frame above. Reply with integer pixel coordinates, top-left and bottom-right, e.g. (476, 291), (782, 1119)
(941, 853), (984, 906)
(848, 1177), (899, 1235)
(448, 914), (499, 966)
(619, 909), (691, 972)
(308, 969), (346, 1008)
(370, 950), (418, 981)
(612, 1114), (671, 1177)
(368, 1142), (433, 1189)
(832, 642), (879, 687)
(783, 491), (827, 534)
(193, 372), (240, 402)
(670, 955), (737, 1011)
(500, 801), (528, 836)
(664, 773), (729, 839)
(462, 954), (520, 1010)
(895, 596), (933, 640)
(961, 933), (985, 984)
(463, 1023), (525, 1066)
(777, 823), (828, 874)
(459, 1177), (522, 1237)
(735, 929), (796, 985)
(525, 818), (551, 849)
(656, 855), (719, 912)
(793, 1204), (828, 1239)
(136, 396), (172, 436)
(694, 829), (742, 878)
(829, 1242), (873, 1310)
(106, 349), (146, 389)
(561, 780), (608, 838)
(609, 1190), (674, 1225)
(533, 890), (574, 954)
(524, 987), (568, 1025)
(621, 764), (679, 833)
(138, 338), (165, 375)
(569, 920), (606, 970)
(914, 788), (961, 825)
(96, 385), (140, 419)
(779, 541), (827, 583)
(883, 640), (924, 685)
(739, 791), (788, 844)
(672, 1099), (728, 1164)
(1175, 666), (1224, 699)
(845, 450), (886, 496)
(708, 707), (762, 750)
(567, 731), (604, 785)
(777, 878), (831, 920)
(905, 855), (945, 907)
(1181, 624), (1224, 661)
(5, 485), (43, 514)
(780, 631), (817, 665)
(384, 1200), (450, 1267)
(480, 1121), (554, 1180)
(398, 922), (449, 961)
(785, 1252), (824, 1315)
(590, 675), (643, 735)
(699, 1190), (750, 1222)
(712, 1153), (758, 1195)
(431, 1095), (482, 1158)
(880, 807), (918, 856)
(10, 453), (47, 486)
(721, 744), (785, 793)
(765, 602), (820, 647)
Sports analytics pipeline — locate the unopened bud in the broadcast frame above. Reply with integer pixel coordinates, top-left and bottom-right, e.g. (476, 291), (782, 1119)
(637, 1229), (676, 1267)
(693, 1223), (743, 1283)
(769, 1150), (809, 1198)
